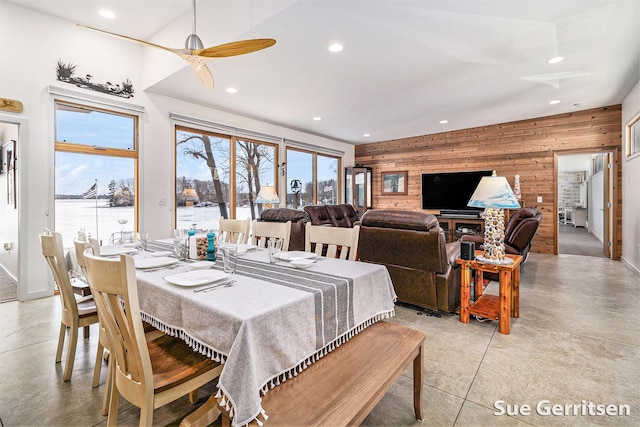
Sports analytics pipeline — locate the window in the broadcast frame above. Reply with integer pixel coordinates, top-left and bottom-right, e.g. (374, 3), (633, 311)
(54, 101), (138, 246)
(286, 148), (340, 207)
(175, 126), (277, 229)
(626, 114), (640, 159)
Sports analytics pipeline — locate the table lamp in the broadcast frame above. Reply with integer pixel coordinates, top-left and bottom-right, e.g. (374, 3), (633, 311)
(255, 184), (279, 208)
(467, 172), (520, 264)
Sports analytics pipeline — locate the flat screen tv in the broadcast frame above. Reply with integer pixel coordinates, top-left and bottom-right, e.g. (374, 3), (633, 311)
(421, 170), (494, 213)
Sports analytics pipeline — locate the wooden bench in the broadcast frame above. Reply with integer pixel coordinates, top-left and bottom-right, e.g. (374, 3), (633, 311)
(221, 320), (426, 427)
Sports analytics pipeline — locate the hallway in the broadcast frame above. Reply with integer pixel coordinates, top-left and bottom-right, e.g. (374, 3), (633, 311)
(558, 224), (607, 258)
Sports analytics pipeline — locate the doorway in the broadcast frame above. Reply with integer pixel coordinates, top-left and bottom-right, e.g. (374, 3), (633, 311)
(556, 151), (613, 258)
(0, 120), (19, 302)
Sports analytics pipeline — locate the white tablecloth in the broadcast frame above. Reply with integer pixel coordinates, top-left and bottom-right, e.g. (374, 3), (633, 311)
(134, 248), (396, 426)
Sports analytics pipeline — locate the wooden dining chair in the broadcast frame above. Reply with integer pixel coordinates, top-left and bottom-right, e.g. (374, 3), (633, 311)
(40, 230), (100, 382)
(218, 218), (251, 244)
(251, 220), (292, 251)
(305, 223), (361, 261)
(83, 252), (223, 426)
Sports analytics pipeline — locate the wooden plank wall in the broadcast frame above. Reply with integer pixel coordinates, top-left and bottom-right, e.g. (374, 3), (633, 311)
(355, 105), (622, 258)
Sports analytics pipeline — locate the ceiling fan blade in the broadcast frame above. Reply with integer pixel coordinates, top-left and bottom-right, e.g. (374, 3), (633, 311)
(197, 39), (276, 58)
(191, 62), (214, 89)
(77, 24), (188, 57)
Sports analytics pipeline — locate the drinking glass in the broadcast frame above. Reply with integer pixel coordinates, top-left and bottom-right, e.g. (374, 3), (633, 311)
(267, 238), (283, 264)
(173, 229), (188, 260)
(135, 231), (148, 251)
(221, 246), (238, 274)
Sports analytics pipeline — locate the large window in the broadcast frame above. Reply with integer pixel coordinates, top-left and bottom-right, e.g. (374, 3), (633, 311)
(54, 101), (138, 246)
(175, 126), (277, 229)
(286, 148), (340, 207)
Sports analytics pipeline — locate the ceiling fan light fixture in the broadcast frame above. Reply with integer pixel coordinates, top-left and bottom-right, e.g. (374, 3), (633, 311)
(185, 34), (204, 50)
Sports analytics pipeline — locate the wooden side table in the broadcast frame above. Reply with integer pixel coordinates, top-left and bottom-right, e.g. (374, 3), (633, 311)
(456, 252), (523, 334)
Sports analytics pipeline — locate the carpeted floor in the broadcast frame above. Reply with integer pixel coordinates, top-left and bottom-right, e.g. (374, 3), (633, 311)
(558, 224), (606, 258)
(0, 268), (17, 303)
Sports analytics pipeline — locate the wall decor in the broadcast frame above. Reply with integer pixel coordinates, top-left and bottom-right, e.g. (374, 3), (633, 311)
(381, 171), (407, 195)
(0, 97), (23, 113)
(4, 140), (16, 207)
(56, 59), (134, 99)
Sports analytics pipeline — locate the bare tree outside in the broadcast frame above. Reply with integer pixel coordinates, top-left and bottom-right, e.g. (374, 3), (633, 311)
(176, 130), (229, 219)
(236, 140), (275, 220)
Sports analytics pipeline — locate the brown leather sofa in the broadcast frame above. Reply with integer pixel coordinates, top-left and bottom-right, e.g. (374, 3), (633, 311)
(358, 209), (461, 313)
(258, 208), (310, 251)
(304, 204), (360, 227)
(460, 207), (542, 262)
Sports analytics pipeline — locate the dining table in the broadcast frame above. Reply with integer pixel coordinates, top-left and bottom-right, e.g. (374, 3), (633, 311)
(130, 241), (397, 426)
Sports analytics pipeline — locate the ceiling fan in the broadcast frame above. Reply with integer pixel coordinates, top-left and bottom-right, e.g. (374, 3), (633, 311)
(77, 0), (276, 89)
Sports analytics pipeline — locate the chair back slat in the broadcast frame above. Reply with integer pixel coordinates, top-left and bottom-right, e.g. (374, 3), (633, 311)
(40, 231), (79, 319)
(219, 218), (251, 244)
(84, 253), (152, 395)
(305, 224), (360, 261)
(251, 220), (292, 251)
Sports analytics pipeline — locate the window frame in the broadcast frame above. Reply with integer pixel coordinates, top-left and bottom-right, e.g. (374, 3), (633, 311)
(53, 100), (140, 233)
(285, 146), (342, 206)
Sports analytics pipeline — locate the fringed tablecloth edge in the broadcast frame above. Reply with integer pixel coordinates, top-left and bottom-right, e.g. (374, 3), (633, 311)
(217, 309), (396, 427)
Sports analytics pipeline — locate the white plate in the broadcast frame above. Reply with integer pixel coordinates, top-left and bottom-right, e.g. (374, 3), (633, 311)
(218, 243), (257, 256)
(276, 251), (316, 262)
(164, 270), (229, 287)
(134, 256), (179, 270)
(290, 258), (314, 269)
(151, 251), (173, 257)
(189, 261), (214, 269)
(100, 245), (138, 257)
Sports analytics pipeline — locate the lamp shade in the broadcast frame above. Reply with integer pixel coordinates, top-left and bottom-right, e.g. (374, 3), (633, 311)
(255, 185), (280, 204)
(467, 175), (520, 209)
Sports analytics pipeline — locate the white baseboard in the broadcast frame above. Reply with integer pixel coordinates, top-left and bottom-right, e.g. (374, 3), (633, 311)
(621, 257), (640, 277)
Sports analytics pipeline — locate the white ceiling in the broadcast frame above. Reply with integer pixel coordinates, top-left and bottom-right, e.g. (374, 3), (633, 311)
(8, 0), (640, 144)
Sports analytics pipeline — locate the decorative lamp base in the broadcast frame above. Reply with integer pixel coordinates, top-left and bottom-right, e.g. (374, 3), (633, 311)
(482, 207), (509, 263)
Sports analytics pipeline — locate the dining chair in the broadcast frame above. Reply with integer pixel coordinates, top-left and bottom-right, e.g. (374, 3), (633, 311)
(218, 218), (251, 244)
(83, 252), (223, 426)
(305, 223), (361, 261)
(251, 219), (292, 251)
(40, 230), (100, 382)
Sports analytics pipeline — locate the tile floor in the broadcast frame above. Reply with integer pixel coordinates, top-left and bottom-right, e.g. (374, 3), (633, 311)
(1, 253), (638, 426)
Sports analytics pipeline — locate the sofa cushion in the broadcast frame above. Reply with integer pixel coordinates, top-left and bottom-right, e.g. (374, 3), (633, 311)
(360, 209), (439, 231)
(260, 208), (309, 223)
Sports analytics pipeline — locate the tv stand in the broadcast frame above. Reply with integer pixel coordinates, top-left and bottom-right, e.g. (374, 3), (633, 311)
(436, 215), (484, 243)
(439, 210), (481, 219)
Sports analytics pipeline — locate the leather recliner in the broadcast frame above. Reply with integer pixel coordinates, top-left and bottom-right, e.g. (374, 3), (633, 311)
(460, 207), (543, 262)
(357, 209), (461, 313)
(258, 208), (310, 251)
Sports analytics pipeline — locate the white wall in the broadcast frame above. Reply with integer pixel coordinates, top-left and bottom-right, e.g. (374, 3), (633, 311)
(0, 1), (353, 300)
(622, 79), (640, 275)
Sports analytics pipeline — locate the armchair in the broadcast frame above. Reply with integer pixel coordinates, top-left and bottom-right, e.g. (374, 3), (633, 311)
(358, 209), (461, 313)
(461, 207), (542, 262)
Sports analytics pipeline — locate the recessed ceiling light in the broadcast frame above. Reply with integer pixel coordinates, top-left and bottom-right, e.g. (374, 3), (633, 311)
(313, 116), (322, 121)
(99, 10), (115, 19)
(328, 43), (343, 53)
(547, 56), (564, 64)
(439, 120), (448, 124)
(549, 99), (561, 105)
(363, 133), (370, 137)
(226, 87), (238, 94)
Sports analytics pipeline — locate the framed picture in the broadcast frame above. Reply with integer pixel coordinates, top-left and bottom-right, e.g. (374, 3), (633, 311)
(626, 113), (640, 159)
(4, 140), (16, 208)
(381, 171), (408, 195)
